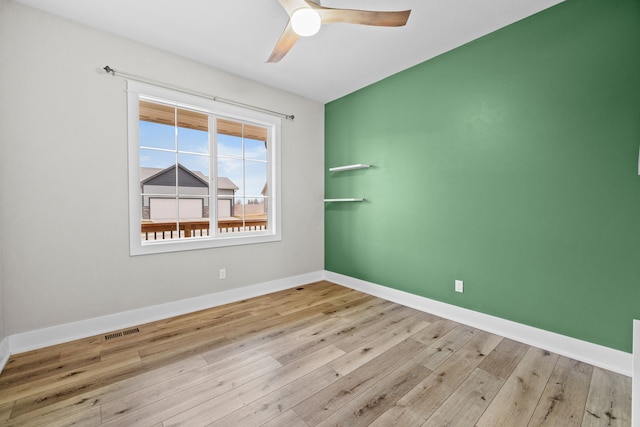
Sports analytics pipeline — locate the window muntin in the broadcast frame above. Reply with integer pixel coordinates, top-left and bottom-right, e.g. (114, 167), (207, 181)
(128, 82), (281, 255)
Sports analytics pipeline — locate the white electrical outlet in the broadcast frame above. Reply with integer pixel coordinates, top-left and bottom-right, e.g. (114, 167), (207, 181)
(455, 280), (464, 293)
(219, 268), (226, 279)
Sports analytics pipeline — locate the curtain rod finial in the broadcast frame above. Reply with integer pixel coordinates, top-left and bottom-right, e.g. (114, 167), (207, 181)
(103, 65), (115, 75)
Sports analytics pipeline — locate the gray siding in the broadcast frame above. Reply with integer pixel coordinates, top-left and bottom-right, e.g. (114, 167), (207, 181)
(144, 165), (208, 188)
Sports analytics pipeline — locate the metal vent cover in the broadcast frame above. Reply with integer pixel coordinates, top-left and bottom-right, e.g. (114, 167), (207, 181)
(104, 327), (140, 341)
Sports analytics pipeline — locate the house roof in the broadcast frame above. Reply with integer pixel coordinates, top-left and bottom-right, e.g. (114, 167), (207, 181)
(140, 165), (238, 191)
(217, 177), (239, 191)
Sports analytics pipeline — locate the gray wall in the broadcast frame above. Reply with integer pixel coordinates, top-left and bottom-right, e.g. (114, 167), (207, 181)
(0, 187), (4, 347)
(0, 0), (325, 335)
(0, 0), (6, 349)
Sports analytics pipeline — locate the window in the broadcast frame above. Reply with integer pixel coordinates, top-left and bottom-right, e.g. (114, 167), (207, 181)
(127, 81), (281, 255)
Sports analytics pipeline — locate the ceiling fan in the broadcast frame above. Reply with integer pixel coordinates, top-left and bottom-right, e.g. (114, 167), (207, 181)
(268, 0), (411, 63)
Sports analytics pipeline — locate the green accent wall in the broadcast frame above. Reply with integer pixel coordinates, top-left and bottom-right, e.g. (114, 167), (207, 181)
(325, 0), (640, 353)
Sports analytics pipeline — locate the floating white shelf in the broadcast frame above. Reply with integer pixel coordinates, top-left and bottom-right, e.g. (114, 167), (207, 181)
(329, 164), (370, 172)
(326, 164), (370, 202)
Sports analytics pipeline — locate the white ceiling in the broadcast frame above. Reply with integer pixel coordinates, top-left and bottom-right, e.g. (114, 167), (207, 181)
(14, 0), (563, 103)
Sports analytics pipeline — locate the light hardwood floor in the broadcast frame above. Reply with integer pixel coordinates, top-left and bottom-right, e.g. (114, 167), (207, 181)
(0, 281), (631, 426)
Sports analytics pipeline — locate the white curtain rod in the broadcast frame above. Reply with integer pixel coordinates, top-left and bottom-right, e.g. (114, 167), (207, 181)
(102, 65), (295, 121)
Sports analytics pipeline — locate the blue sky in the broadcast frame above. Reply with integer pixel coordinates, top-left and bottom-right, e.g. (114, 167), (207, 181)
(139, 121), (267, 198)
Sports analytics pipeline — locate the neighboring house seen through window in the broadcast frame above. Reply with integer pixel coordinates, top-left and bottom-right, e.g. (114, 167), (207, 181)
(127, 81), (281, 255)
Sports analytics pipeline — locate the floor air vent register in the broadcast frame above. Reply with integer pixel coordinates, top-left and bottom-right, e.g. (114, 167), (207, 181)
(104, 327), (140, 341)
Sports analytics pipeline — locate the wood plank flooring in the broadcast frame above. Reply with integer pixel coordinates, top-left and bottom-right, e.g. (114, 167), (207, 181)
(0, 281), (632, 426)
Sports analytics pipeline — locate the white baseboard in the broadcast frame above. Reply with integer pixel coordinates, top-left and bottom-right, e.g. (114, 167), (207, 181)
(7, 271), (325, 355)
(2, 270), (633, 381)
(633, 320), (639, 427)
(325, 271), (633, 377)
(0, 337), (9, 373)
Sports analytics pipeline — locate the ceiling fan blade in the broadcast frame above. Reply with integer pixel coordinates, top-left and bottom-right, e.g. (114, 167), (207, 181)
(278, 0), (309, 16)
(315, 8), (411, 27)
(267, 21), (301, 63)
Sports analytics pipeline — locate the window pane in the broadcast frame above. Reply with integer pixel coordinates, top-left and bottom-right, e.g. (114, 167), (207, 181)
(177, 107), (208, 131)
(140, 100), (176, 125)
(218, 157), (243, 197)
(244, 160), (267, 198)
(244, 124), (268, 144)
(178, 128), (208, 154)
(140, 148), (175, 170)
(140, 120), (175, 150)
(245, 138), (267, 161)
(178, 153), (209, 186)
(177, 109), (208, 154)
(139, 100), (176, 150)
(242, 197), (267, 221)
(224, 197), (268, 233)
(217, 133), (243, 158)
(177, 153), (209, 223)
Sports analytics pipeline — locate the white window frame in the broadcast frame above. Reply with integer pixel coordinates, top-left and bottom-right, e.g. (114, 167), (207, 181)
(127, 81), (282, 255)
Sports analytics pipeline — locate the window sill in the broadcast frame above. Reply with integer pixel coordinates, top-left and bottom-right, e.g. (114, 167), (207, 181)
(130, 232), (281, 256)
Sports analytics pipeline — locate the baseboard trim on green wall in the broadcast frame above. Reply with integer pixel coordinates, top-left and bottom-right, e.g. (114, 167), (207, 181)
(325, 271), (632, 377)
(633, 320), (639, 426)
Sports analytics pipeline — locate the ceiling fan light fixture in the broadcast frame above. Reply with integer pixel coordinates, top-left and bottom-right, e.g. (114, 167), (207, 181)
(291, 8), (321, 37)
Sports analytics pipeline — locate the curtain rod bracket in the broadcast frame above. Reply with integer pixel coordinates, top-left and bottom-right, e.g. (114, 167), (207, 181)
(101, 65), (294, 120)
